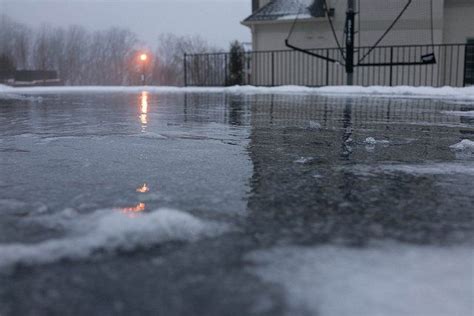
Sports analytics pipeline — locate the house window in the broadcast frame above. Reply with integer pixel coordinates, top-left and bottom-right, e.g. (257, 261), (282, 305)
(465, 39), (474, 86)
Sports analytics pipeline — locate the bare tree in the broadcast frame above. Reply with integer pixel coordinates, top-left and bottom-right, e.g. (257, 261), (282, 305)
(153, 34), (221, 86)
(1, 15), (224, 86)
(0, 15), (31, 69)
(32, 24), (65, 71)
(60, 25), (89, 85)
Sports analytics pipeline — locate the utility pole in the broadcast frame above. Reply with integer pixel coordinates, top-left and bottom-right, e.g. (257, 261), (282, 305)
(345, 0), (356, 85)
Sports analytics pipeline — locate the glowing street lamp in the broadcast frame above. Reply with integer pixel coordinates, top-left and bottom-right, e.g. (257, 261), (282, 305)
(139, 53), (148, 85)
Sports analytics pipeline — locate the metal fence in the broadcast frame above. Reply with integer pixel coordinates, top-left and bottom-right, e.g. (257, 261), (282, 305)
(184, 43), (474, 87)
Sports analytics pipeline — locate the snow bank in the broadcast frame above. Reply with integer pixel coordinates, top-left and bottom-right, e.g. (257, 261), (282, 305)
(248, 244), (473, 316)
(0, 208), (228, 269)
(0, 84), (41, 101)
(315, 85), (474, 100)
(1, 84), (474, 100)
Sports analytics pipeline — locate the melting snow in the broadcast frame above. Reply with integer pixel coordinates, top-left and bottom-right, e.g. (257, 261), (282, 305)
(450, 139), (474, 152)
(248, 244), (473, 316)
(364, 137), (390, 145)
(0, 208), (228, 269)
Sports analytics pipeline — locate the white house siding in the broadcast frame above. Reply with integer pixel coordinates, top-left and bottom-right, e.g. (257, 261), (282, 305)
(438, 0), (474, 86)
(250, 0), (444, 50)
(443, 0), (474, 43)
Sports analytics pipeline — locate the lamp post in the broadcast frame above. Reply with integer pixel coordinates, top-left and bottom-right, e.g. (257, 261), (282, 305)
(139, 53), (148, 85)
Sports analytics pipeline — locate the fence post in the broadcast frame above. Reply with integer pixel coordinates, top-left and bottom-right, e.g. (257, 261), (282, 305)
(463, 44), (468, 87)
(183, 53), (187, 87)
(271, 51), (275, 86)
(389, 47), (394, 87)
(224, 54), (228, 86)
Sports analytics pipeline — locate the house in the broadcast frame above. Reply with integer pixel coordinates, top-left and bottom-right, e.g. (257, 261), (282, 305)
(243, 0), (474, 51)
(240, 0), (474, 86)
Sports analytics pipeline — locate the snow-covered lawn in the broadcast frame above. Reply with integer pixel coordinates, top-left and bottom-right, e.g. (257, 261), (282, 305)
(2, 84), (474, 100)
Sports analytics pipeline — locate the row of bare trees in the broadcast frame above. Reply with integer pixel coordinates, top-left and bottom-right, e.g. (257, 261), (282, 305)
(0, 15), (221, 86)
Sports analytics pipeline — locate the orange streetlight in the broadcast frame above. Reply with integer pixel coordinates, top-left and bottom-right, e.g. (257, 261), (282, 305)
(139, 53), (148, 85)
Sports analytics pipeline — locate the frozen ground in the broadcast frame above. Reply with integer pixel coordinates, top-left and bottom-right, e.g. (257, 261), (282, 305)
(2, 84), (474, 100)
(0, 87), (473, 316)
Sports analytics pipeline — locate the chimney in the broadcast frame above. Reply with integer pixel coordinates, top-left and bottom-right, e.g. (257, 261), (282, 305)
(252, 0), (259, 12)
(253, 0), (271, 12)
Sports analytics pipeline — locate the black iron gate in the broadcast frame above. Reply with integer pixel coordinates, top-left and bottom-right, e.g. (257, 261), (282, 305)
(184, 43), (473, 88)
(464, 40), (474, 86)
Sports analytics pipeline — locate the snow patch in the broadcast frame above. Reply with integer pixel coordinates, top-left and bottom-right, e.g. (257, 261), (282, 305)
(0, 208), (228, 269)
(247, 244), (473, 316)
(0, 85), (42, 101)
(450, 139), (474, 152)
(278, 13), (313, 20)
(294, 157), (314, 164)
(364, 137), (389, 145)
(442, 110), (474, 117)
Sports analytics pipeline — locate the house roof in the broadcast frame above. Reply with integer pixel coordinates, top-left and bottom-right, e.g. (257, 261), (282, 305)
(243, 0), (325, 23)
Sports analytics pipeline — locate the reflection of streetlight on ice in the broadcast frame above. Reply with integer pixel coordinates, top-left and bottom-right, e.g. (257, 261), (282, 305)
(139, 91), (148, 131)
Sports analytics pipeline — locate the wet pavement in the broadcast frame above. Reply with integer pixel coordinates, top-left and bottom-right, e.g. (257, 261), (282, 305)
(0, 91), (473, 316)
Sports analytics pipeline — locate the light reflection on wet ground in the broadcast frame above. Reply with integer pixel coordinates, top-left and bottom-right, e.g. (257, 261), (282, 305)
(0, 92), (473, 316)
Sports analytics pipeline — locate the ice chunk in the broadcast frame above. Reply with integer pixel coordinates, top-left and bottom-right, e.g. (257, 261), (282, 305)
(450, 139), (474, 152)
(0, 208), (228, 269)
(247, 244), (473, 316)
(365, 137), (377, 145)
(365, 137), (390, 146)
(294, 157), (314, 164)
(309, 121), (322, 130)
(350, 163), (474, 176)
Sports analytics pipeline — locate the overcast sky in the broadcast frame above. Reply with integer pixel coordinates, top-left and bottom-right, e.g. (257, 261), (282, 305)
(0, 0), (251, 49)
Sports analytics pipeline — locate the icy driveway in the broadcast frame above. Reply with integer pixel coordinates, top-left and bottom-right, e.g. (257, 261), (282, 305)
(0, 89), (473, 316)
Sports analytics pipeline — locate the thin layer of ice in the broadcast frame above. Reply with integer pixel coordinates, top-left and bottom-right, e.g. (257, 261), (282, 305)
(2, 84), (474, 100)
(248, 244), (473, 316)
(0, 208), (228, 269)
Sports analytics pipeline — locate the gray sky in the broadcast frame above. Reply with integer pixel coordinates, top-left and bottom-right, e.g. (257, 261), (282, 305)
(0, 0), (251, 49)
